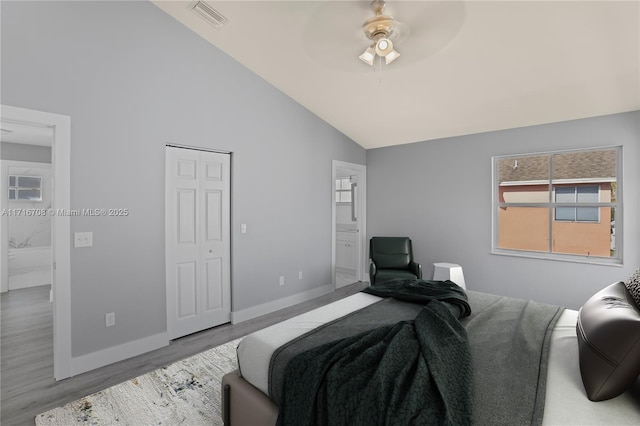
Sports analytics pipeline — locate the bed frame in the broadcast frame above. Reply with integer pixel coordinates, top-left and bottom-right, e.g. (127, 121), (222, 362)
(222, 371), (278, 426)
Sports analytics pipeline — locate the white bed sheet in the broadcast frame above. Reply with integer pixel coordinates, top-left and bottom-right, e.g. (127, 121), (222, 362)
(237, 295), (640, 425)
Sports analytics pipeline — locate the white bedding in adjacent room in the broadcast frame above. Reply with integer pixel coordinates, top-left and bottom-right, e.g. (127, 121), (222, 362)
(237, 293), (640, 425)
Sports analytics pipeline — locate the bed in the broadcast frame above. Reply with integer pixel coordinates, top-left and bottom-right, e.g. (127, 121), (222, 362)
(222, 279), (640, 425)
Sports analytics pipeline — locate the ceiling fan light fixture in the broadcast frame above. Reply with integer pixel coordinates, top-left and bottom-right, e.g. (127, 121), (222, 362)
(374, 37), (393, 56)
(385, 49), (400, 64)
(359, 46), (376, 66)
(359, 1), (402, 67)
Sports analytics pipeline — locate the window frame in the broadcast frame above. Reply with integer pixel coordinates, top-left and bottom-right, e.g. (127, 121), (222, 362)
(491, 146), (622, 265)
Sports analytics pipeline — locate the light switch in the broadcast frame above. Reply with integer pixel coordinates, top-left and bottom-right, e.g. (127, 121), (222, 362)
(241, 224), (247, 234)
(74, 231), (93, 248)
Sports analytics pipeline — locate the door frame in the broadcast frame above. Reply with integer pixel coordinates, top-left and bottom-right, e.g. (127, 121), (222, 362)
(331, 160), (367, 287)
(1, 105), (72, 380)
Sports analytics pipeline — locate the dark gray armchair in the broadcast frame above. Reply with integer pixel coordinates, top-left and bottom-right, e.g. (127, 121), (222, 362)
(369, 237), (422, 285)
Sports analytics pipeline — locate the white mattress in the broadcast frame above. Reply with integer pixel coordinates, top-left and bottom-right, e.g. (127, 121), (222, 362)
(237, 294), (640, 425)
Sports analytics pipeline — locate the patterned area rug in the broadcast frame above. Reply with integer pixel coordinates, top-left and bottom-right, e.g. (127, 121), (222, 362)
(35, 338), (241, 425)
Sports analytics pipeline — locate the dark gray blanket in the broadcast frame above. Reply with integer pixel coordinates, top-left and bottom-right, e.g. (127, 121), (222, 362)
(363, 278), (471, 318)
(276, 300), (472, 426)
(269, 298), (423, 404)
(270, 284), (563, 426)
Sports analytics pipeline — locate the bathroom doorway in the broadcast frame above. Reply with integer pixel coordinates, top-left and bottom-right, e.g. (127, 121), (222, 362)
(331, 160), (367, 288)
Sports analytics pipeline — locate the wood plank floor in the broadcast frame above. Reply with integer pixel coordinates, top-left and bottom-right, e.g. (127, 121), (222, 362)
(1, 281), (366, 425)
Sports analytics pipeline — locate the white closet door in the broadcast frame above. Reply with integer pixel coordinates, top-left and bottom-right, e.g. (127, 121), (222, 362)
(166, 146), (230, 340)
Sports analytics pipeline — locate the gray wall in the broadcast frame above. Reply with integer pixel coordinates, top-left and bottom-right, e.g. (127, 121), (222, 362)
(1, 1), (365, 357)
(367, 112), (640, 310)
(1, 142), (52, 163)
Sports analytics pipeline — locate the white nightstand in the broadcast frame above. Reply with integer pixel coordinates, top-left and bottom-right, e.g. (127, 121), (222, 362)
(433, 263), (466, 289)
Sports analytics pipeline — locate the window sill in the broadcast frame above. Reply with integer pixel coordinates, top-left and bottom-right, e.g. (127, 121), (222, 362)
(491, 249), (623, 267)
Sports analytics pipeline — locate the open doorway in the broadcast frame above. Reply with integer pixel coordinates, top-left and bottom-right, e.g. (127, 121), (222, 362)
(331, 160), (367, 288)
(1, 129), (53, 292)
(0, 105), (71, 380)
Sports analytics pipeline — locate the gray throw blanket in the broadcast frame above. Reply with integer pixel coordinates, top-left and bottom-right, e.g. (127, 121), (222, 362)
(276, 279), (473, 426)
(462, 291), (564, 425)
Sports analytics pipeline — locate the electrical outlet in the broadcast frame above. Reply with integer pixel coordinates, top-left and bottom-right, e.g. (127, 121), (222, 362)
(298, 271), (303, 280)
(74, 231), (93, 248)
(279, 276), (285, 286)
(105, 312), (115, 327)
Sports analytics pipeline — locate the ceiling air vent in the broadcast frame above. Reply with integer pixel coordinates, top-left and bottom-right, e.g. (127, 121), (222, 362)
(191, 1), (228, 29)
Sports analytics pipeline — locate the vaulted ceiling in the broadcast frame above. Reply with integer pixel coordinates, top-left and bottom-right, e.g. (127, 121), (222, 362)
(152, 1), (640, 149)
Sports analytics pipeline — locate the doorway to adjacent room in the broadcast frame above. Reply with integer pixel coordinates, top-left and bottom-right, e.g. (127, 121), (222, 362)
(332, 160), (366, 288)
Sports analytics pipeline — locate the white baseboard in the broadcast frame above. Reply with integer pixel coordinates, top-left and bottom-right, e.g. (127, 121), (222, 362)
(231, 284), (334, 324)
(71, 332), (169, 377)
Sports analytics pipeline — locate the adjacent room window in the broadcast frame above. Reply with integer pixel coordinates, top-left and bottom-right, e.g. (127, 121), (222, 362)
(335, 178), (352, 203)
(8, 175), (43, 201)
(492, 147), (621, 263)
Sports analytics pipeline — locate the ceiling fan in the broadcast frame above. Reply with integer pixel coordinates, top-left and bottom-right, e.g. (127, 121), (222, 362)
(359, 0), (401, 66)
(302, 1), (465, 72)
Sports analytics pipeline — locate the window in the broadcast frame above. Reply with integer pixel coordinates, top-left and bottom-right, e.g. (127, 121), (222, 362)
(493, 147), (620, 263)
(335, 178), (352, 203)
(8, 175), (42, 201)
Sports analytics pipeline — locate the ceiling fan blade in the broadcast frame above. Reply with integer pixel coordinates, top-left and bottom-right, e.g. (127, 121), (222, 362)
(390, 2), (466, 60)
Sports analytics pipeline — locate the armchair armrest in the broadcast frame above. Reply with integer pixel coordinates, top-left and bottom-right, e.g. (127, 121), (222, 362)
(369, 259), (377, 283)
(409, 261), (422, 279)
